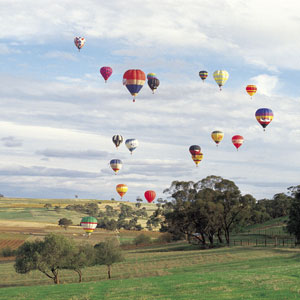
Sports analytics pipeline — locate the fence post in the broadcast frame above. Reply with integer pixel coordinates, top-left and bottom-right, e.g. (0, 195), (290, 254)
(234, 240), (235, 246)
(256, 239), (257, 246)
(265, 238), (267, 247)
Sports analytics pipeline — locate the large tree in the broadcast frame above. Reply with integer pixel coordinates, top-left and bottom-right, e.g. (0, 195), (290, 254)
(286, 188), (300, 243)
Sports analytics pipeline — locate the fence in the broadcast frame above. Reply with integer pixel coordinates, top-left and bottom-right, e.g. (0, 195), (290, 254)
(230, 238), (296, 247)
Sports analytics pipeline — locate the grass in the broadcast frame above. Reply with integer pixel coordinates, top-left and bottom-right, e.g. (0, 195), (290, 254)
(1, 245), (300, 299)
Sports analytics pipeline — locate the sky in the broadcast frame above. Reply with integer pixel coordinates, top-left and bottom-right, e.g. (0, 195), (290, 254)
(0, 0), (300, 202)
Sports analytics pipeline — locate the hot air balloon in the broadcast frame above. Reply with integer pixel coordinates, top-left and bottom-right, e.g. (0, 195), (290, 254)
(246, 85), (257, 99)
(80, 216), (98, 236)
(74, 37), (85, 51)
(213, 70), (229, 90)
(144, 190), (156, 203)
(147, 73), (157, 80)
(199, 71), (208, 82)
(211, 131), (224, 146)
(123, 69), (146, 102)
(191, 153), (203, 167)
(232, 135), (244, 151)
(125, 139), (139, 154)
(112, 135), (123, 149)
(148, 78), (160, 94)
(110, 159), (122, 174)
(116, 184), (128, 199)
(189, 145), (201, 155)
(100, 66), (113, 83)
(255, 108), (273, 131)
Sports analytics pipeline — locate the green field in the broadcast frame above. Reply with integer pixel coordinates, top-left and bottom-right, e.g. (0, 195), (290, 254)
(1, 244), (300, 299)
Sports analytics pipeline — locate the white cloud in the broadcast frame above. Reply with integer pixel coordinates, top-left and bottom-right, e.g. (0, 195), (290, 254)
(250, 74), (279, 97)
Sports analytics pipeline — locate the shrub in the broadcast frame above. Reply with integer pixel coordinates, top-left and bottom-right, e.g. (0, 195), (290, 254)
(133, 234), (151, 245)
(1, 247), (16, 257)
(156, 233), (173, 243)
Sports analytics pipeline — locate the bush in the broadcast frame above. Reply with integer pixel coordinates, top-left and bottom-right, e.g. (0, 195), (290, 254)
(133, 234), (152, 245)
(156, 233), (173, 243)
(1, 247), (16, 257)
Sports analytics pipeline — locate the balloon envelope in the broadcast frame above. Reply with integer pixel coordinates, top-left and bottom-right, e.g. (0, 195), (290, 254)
(255, 108), (273, 130)
(199, 71), (208, 81)
(147, 73), (157, 80)
(144, 190), (156, 203)
(191, 153), (203, 166)
(211, 131), (224, 145)
(189, 145), (201, 155)
(80, 216), (98, 234)
(112, 135), (123, 148)
(232, 135), (244, 150)
(246, 85), (257, 97)
(213, 70), (229, 90)
(116, 184), (128, 199)
(125, 139), (139, 154)
(148, 78), (160, 93)
(123, 69), (146, 101)
(100, 66), (113, 82)
(110, 159), (122, 174)
(74, 37), (85, 51)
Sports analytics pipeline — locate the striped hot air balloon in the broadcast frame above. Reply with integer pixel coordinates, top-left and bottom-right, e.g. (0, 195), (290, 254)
(246, 85), (257, 99)
(213, 70), (229, 90)
(74, 37), (85, 51)
(199, 70), (208, 82)
(232, 135), (244, 151)
(80, 216), (98, 236)
(100, 66), (113, 83)
(148, 78), (160, 94)
(123, 69), (146, 102)
(112, 135), (123, 149)
(255, 108), (273, 131)
(116, 184), (128, 199)
(147, 73), (156, 80)
(191, 153), (203, 167)
(211, 131), (224, 146)
(110, 159), (122, 174)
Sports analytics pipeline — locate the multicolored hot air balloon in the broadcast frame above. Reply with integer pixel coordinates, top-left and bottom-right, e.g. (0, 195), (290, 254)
(246, 85), (257, 99)
(100, 66), (113, 83)
(191, 153), (203, 167)
(112, 135), (123, 149)
(80, 216), (98, 236)
(199, 71), (208, 82)
(110, 159), (122, 174)
(213, 70), (229, 90)
(125, 139), (139, 154)
(255, 108), (273, 131)
(211, 131), (224, 146)
(147, 73), (156, 80)
(116, 184), (128, 199)
(189, 145), (201, 155)
(148, 78), (160, 94)
(144, 190), (156, 203)
(123, 69), (146, 102)
(74, 37), (85, 51)
(232, 135), (244, 151)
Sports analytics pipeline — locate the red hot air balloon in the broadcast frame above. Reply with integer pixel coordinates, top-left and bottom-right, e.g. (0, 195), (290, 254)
(189, 145), (201, 155)
(232, 135), (244, 151)
(100, 67), (113, 83)
(123, 69), (146, 102)
(144, 190), (156, 203)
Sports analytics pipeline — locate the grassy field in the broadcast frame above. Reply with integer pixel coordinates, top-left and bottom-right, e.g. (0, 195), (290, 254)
(0, 244), (300, 299)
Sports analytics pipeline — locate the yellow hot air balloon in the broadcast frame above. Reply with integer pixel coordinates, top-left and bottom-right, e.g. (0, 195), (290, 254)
(116, 184), (128, 199)
(191, 153), (203, 167)
(211, 131), (224, 146)
(213, 70), (229, 90)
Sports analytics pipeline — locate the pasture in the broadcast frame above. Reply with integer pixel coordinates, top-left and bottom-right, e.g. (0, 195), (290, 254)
(0, 244), (300, 299)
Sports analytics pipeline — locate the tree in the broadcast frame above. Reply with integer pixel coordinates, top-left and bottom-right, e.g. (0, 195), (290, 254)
(94, 238), (124, 279)
(58, 218), (73, 230)
(287, 191), (300, 243)
(15, 234), (77, 284)
(44, 203), (52, 210)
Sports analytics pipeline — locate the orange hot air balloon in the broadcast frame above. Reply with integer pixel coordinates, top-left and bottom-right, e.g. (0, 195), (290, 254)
(116, 184), (128, 199)
(144, 190), (156, 203)
(232, 135), (244, 151)
(246, 85), (257, 99)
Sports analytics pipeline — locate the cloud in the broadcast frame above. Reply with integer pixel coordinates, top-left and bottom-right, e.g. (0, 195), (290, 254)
(250, 74), (279, 97)
(43, 51), (77, 61)
(1, 136), (23, 147)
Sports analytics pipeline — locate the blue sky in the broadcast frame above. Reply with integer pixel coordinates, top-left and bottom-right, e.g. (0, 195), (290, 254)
(0, 0), (299, 202)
